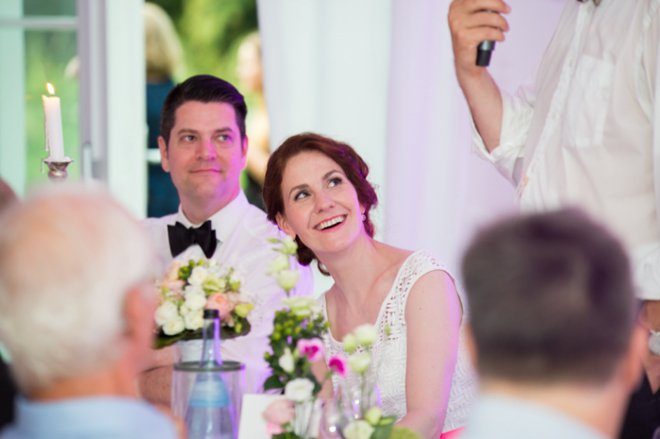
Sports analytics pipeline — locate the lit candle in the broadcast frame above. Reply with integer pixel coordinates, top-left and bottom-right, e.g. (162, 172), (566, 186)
(42, 83), (65, 161)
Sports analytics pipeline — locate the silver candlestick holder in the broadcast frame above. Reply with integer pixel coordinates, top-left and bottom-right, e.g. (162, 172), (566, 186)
(43, 157), (73, 181)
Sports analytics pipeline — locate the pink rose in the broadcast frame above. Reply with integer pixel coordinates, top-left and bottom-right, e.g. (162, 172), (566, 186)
(328, 354), (348, 377)
(205, 293), (234, 320)
(266, 422), (284, 436)
(162, 279), (185, 297)
(297, 338), (324, 363)
(263, 398), (295, 434)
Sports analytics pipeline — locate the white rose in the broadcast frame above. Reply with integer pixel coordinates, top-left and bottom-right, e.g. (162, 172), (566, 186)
(342, 333), (358, 354)
(183, 309), (204, 331)
(348, 352), (371, 374)
(227, 271), (242, 291)
(188, 266), (208, 286)
(354, 324), (377, 347)
(284, 378), (314, 402)
(343, 420), (374, 439)
(268, 254), (290, 274)
(183, 284), (204, 297)
(162, 316), (185, 335)
(281, 236), (298, 255)
(281, 296), (316, 311)
(276, 269), (300, 292)
(278, 347), (295, 373)
(364, 407), (382, 426)
(184, 291), (207, 311)
(155, 301), (179, 326)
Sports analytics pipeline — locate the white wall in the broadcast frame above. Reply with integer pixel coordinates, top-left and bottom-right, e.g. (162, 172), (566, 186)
(258, 0), (565, 292)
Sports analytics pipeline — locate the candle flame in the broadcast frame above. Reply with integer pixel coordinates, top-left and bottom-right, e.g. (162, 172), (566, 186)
(46, 83), (55, 95)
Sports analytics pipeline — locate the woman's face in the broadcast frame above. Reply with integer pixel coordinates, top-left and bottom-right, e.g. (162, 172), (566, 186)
(277, 151), (366, 257)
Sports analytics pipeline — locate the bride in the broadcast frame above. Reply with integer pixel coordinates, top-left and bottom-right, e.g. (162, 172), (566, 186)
(262, 132), (476, 438)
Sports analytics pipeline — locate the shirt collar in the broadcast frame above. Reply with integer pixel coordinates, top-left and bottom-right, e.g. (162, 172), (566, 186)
(174, 191), (250, 244)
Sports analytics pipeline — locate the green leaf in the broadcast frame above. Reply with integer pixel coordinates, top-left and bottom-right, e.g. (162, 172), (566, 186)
(263, 374), (284, 391)
(387, 426), (422, 439)
(371, 421), (394, 439)
(154, 332), (186, 349)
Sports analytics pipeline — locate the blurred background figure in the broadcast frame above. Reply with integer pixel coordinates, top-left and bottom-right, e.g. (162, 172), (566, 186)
(0, 177), (17, 430)
(0, 184), (178, 438)
(144, 2), (184, 217)
(236, 32), (269, 210)
(0, 177), (17, 212)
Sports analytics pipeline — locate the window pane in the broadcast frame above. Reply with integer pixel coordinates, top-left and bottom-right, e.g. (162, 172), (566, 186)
(23, 0), (75, 17)
(25, 29), (79, 185)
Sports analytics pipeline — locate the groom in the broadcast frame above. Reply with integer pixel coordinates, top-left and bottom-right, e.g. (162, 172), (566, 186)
(140, 74), (312, 404)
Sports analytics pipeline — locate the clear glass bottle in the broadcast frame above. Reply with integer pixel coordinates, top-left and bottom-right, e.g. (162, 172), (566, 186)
(184, 309), (236, 439)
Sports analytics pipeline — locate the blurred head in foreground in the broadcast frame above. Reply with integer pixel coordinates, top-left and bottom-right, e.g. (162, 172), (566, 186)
(0, 183), (157, 399)
(461, 208), (645, 438)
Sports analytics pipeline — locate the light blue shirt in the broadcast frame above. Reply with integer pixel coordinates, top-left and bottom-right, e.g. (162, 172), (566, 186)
(0, 397), (177, 439)
(462, 394), (607, 439)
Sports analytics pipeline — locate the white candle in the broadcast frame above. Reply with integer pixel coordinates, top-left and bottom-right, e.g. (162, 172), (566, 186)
(42, 83), (65, 161)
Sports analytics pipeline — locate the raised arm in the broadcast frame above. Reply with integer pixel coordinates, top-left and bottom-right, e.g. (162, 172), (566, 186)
(448, 0), (510, 152)
(398, 270), (462, 438)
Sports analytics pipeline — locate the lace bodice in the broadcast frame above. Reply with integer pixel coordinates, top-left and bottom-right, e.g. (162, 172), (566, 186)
(321, 250), (478, 432)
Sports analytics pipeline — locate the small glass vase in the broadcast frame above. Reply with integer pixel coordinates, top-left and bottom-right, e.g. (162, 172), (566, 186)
(341, 371), (381, 421)
(291, 399), (322, 439)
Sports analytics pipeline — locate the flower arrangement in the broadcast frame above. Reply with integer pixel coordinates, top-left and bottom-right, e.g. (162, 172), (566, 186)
(154, 259), (254, 348)
(262, 239), (420, 439)
(330, 325), (396, 439)
(261, 237), (329, 438)
(325, 325), (420, 439)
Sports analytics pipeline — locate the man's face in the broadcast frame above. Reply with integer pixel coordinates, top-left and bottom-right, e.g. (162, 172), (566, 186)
(159, 101), (247, 207)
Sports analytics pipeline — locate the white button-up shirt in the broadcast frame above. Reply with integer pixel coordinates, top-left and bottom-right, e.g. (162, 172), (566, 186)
(473, 0), (660, 299)
(144, 191), (313, 392)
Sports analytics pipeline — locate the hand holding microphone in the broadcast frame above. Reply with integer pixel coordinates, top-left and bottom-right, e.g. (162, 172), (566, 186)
(476, 9), (498, 67)
(448, 0), (510, 72)
(476, 40), (495, 67)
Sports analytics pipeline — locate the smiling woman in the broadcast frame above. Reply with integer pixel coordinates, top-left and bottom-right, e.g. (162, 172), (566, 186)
(262, 133), (477, 439)
(263, 133), (377, 273)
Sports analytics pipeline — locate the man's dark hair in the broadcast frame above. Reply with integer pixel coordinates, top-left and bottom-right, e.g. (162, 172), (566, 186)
(461, 208), (636, 384)
(159, 74), (247, 145)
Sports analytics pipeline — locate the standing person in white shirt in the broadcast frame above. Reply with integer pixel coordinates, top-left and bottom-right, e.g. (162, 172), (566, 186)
(139, 74), (313, 405)
(448, 0), (660, 391)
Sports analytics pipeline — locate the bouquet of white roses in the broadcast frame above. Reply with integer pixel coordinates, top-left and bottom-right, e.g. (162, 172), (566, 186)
(154, 258), (254, 348)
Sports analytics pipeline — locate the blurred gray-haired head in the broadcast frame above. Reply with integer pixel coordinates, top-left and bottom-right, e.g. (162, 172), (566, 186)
(0, 183), (155, 394)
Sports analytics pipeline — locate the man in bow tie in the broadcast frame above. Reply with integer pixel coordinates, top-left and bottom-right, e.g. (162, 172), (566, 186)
(140, 74), (313, 404)
(449, 2), (660, 436)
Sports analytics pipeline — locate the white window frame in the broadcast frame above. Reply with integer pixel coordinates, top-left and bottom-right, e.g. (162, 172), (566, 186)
(0, 0), (146, 216)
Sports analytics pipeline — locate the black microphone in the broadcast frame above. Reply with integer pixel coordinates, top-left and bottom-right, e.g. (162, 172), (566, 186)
(476, 40), (495, 67)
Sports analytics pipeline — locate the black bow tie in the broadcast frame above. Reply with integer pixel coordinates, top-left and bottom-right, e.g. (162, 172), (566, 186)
(168, 220), (218, 258)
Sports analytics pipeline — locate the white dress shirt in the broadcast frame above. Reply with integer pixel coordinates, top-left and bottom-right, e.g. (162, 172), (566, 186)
(144, 191), (313, 393)
(473, 0), (660, 299)
(462, 394), (606, 439)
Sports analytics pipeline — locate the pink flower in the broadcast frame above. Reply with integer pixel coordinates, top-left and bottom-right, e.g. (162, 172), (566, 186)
(296, 338), (324, 363)
(328, 354), (348, 377)
(205, 293), (234, 320)
(263, 398), (295, 434)
(266, 422), (284, 436)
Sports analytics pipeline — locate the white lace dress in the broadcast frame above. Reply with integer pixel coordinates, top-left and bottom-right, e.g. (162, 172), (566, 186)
(321, 250), (478, 432)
